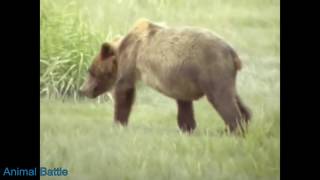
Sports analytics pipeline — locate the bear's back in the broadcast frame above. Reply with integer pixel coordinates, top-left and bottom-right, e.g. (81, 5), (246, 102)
(138, 26), (233, 71)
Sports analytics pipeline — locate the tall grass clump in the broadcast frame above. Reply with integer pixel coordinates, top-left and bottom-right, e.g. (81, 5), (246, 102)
(41, 1), (104, 98)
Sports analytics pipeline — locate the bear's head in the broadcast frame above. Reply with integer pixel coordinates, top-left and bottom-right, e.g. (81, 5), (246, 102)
(79, 37), (122, 98)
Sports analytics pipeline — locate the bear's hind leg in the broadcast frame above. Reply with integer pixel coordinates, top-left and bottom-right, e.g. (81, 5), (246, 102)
(204, 85), (244, 134)
(176, 100), (196, 133)
(236, 94), (252, 123)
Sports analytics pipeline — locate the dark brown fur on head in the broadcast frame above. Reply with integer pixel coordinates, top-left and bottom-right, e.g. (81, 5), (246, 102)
(79, 39), (121, 98)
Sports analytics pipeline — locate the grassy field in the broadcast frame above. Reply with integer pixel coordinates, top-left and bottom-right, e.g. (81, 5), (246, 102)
(40, 0), (280, 179)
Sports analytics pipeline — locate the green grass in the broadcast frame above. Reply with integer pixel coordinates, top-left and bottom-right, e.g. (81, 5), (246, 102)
(41, 91), (279, 180)
(40, 0), (279, 179)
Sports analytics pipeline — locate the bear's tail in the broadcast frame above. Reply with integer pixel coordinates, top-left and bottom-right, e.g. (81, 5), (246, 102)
(228, 46), (242, 71)
(234, 56), (242, 71)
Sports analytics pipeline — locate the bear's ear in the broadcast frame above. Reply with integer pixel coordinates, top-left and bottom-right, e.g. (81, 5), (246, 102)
(100, 42), (115, 60)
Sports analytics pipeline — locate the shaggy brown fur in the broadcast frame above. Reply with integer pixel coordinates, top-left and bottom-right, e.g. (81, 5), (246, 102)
(79, 18), (251, 134)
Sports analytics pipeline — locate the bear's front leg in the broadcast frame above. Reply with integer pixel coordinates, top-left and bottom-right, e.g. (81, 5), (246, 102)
(114, 82), (135, 126)
(176, 100), (196, 133)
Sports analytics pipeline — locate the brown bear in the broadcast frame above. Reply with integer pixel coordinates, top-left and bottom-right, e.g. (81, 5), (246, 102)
(79, 18), (251, 134)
